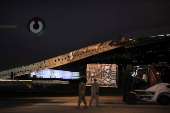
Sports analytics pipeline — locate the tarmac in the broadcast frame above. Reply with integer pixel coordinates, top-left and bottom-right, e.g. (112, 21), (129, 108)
(0, 84), (170, 113)
(0, 96), (170, 113)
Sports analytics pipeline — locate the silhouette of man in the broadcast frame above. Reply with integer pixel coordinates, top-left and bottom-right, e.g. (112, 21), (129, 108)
(89, 78), (100, 107)
(76, 78), (87, 109)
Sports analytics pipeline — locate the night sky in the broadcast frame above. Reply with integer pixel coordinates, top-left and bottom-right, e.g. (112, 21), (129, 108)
(0, 0), (170, 71)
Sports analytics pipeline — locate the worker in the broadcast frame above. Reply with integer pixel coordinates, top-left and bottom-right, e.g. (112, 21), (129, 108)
(75, 78), (87, 109)
(142, 72), (148, 82)
(89, 78), (100, 107)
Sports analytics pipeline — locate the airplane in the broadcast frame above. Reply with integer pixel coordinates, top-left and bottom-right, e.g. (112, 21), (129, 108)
(0, 0), (170, 72)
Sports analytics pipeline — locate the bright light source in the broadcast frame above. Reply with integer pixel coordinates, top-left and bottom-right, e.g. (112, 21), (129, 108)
(157, 35), (164, 36)
(132, 72), (136, 77)
(30, 69), (80, 79)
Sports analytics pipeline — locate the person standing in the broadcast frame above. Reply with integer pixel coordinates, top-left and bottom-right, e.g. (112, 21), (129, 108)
(76, 78), (87, 109)
(89, 78), (100, 107)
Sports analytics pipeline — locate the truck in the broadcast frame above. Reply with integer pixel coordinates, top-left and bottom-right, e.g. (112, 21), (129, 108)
(86, 64), (170, 105)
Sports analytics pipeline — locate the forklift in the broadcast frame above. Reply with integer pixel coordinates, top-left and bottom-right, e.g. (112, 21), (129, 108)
(123, 65), (170, 105)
